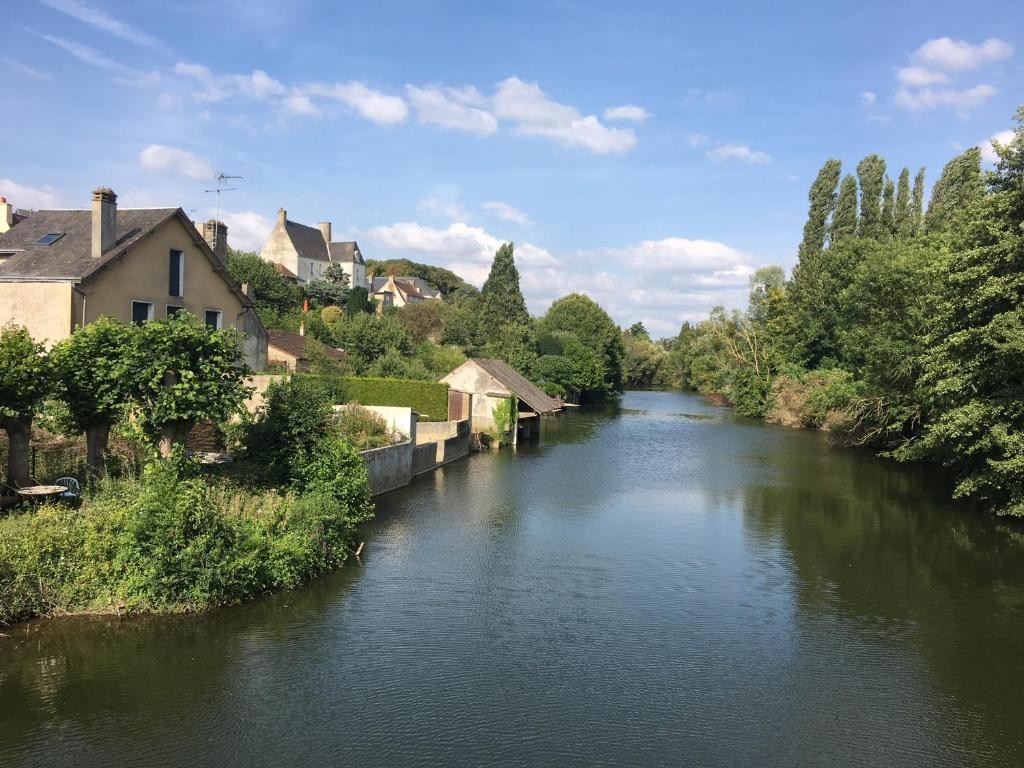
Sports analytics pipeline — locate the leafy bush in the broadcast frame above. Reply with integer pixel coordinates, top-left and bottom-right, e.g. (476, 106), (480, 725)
(767, 369), (860, 430)
(310, 375), (449, 421)
(334, 405), (394, 451)
(290, 437), (373, 521)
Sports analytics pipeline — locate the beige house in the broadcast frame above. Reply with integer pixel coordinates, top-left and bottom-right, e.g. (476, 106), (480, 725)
(441, 358), (561, 443)
(0, 187), (267, 370)
(259, 209), (367, 289)
(267, 329), (345, 372)
(370, 275), (441, 310)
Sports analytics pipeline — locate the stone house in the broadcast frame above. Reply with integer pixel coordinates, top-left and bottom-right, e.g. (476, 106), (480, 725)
(0, 187), (267, 370)
(370, 274), (441, 310)
(259, 209), (367, 289)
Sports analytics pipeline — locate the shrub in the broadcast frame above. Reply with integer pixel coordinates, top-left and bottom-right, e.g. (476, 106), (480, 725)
(290, 437), (373, 522)
(334, 405), (394, 451)
(309, 376), (449, 421)
(766, 369), (860, 430)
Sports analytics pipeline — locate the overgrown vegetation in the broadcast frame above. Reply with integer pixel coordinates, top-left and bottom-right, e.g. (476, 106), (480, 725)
(661, 106), (1024, 516)
(311, 376), (450, 421)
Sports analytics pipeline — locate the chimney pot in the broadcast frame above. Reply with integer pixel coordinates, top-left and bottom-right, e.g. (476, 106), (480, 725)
(202, 219), (229, 264)
(277, 208), (287, 225)
(91, 187), (117, 257)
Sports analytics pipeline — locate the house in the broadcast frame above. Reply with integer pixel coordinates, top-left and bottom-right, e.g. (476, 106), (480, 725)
(266, 329), (345, 372)
(0, 187), (267, 370)
(441, 358), (561, 444)
(259, 209), (367, 289)
(370, 274), (442, 310)
(0, 197), (31, 234)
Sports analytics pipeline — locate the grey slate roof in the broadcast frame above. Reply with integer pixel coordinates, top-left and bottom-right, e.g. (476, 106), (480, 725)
(284, 219), (330, 262)
(0, 208), (178, 279)
(472, 358), (561, 415)
(328, 240), (365, 265)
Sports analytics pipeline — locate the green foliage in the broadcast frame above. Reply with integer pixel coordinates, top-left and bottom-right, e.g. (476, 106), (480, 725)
(290, 436), (373, 520)
(491, 395), (517, 440)
(856, 154), (887, 239)
(479, 242), (529, 334)
(396, 302), (443, 343)
(481, 322), (538, 375)
(798, 158), (841, 263)
(226, 249), (304, 327)
(304, 263), (350, 308)
(346, 286), (373, 316)
(894, 167), (913, 239)
(924, 147), (984, 234)
(540, 293), (624, 400)
(323, 311), (412, 373)
(830, 174), (858, 244)
(0, 324), (51, 421)
(365, 258), (477, 297)
(310, 375), (450, 421)
(332, 405), (394, 451)
(622, 331), (668, 388)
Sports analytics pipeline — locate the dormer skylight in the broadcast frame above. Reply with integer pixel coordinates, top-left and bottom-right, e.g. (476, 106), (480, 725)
(33, 233), (64, 246)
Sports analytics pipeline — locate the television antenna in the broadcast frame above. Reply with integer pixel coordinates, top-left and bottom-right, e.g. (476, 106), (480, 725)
(204, 172), (242, 253)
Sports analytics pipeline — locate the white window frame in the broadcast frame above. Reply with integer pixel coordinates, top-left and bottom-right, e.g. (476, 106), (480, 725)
(166, 304), (185, 318)
(169, 249), (185, 298)
(131, 300), (155, 325)
(204, 308), (223, 330)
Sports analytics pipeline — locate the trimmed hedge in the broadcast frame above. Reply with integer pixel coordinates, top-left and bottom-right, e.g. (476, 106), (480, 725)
(310, 376), (450, 421)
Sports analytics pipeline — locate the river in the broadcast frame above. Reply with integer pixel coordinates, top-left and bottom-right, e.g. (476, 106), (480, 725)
(2, 390), (1024, 767)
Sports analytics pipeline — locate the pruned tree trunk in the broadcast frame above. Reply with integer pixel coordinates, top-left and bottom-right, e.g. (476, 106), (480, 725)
(2, 417), (33, 489)
(85, 419), (111, 478)
(157, 420), (192, 459)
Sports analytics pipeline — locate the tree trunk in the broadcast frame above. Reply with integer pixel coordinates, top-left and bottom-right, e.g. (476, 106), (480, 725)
(2, 417), (33, 489)
(157, 420), (192, 458)
(85, 419), (112, 478)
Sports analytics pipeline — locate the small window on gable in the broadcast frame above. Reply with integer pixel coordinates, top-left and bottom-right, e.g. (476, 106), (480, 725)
(132, 301), (154, 325)
(166, 304), (185, 318)
(34, 233), (64, 246)
(205, 309), (222, 330)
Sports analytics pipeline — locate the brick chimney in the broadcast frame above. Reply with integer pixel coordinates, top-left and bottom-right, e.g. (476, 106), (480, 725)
(91, 187), (117, 258)
(202, 219), (228, 263)
(277, 207), (287, 226)
(0, 197), (12, 234)
(318, 221), (332, 244)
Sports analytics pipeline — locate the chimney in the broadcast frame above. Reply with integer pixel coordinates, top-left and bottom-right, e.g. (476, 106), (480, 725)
(318, 221), (332, 244)
(91, 187), (117, 258)
(277, 207), (287, 225)
(0, 197), (12, 234)
(202, 219), (228, 264)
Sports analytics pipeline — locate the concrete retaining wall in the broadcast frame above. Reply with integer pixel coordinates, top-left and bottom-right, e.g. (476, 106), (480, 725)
(360, 440), (413, 496)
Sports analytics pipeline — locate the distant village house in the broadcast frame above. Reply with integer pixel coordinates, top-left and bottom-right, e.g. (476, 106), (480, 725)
(370, 275), (442, 311)
(259, 209), (368, 290)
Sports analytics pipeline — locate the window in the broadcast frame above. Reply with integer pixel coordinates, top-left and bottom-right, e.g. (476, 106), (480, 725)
(166, 304), (185, 318)
(33, 233), (64, 246)
(204, 309), (222, 330)
(309, 262), (314, 276)
(131, 301), (154, 325)
(169, 250), (184, 297)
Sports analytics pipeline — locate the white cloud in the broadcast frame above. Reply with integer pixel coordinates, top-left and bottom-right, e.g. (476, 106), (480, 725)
(416, 196), (472, 223)
(707, 143), (771, 163)
(859, 90), (878, 105)
(2, 57), (52, 81)
(138, 144), (215, 180)
(34, 31), (155, 85)
(894, 84), (996, 112)
(688, 133), (709, 147)
(982, 129), (1016, 163)
(492, 77), (636, 154)
(0, 179), (63, 209)
(284, 94), (318, 115)
(218, 210), (274, 251)
(305, 81), (408, 124)
(912, 37), (1013, 72)
(482, 201), (532, 226)
(39, 0), (168, 54)
(895, 66), (949, 86)
(603, 104), (651, 122)
(405, 84), (497, 135)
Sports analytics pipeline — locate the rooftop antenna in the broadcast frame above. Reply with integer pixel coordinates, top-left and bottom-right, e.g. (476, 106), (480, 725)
(204, 172), (242, 252)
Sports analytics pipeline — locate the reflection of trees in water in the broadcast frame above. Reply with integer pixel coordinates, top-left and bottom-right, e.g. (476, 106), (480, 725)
(538, 400), (621, 446)
(741, 444), (1024, 761)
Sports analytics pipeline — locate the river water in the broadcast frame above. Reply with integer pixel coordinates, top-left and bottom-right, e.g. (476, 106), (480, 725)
(2, 390), (1024, 767)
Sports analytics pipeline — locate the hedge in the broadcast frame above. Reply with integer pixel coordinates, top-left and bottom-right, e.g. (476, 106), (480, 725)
(309, 376), (450, 421)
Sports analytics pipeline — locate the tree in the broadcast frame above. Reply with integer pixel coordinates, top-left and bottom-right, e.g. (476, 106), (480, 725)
(626, 322), (650, 339)
(0, 325), (50, 488)
(798, 159), (842, 263)
(881, 176), (896, 239)
(747, 266), (786, 323)
(830, 174), (859, 245)
(478, 242), (529, 335)
(396, 302), (443, 344)
(329, 312), (412, 373)
(541, 293), (625, 399)
(894, 167), (913, 240)
(346, 286), (373, 316)
(226, 249), (304, 326)
(910, 167), (926, 234)
(129, 313), (250, 457)
(622, 332), (667, 388)
(50, 317), (136, 476)
(924, 147), (984, 233)
(304, 263), (350, 307)
(913, 109), (1024, 515)
(856, 154), (887, 239)
(365, 258), (477, 297)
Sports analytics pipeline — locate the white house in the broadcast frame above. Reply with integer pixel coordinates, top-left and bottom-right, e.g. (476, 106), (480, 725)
(259, 209), (367, 289)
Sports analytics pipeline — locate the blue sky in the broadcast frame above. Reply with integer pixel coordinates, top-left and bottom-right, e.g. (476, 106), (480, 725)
(3, 0), (1022, 335)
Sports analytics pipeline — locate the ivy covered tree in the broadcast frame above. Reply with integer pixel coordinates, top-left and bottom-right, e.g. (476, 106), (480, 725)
(0, 325), (50, 488)
(51, 317), (136, 476)
(129, 312), (250, 457)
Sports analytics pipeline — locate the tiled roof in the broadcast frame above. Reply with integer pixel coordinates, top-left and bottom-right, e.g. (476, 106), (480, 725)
(471, 358), (561, 414)
(284, 219), (330, 262)
(328, 240), (365, 265)
(267, 329), (344, 361)
(273, 262), (298, 279)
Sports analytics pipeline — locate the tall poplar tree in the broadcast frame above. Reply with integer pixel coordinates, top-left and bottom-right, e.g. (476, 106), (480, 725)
(856, 154), (887, 240)
(911, 167), (926, 234)
(797, 159), (841, 263)
(478, 242), (530, 337)
(830, 174), (859, 245)
(894, 167), (913, 240)
(924, 148), (984, 233)
(881, 176), (896, 239)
